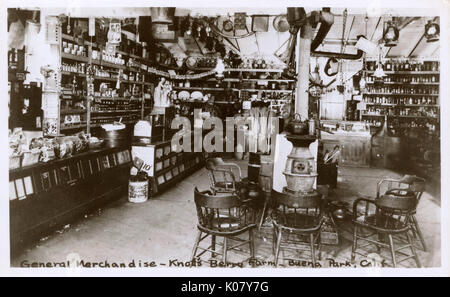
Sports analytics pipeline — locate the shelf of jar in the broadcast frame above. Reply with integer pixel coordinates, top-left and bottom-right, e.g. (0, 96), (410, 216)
(60, 123), (87, 131)
(60, 109), (88, 115)
(60, 94), (87, 100)
(61, 52), (89, 63)
(361, 114), (439, 119)
(61, 71), (146, 85)
(173, 86), (293, 93)
(365, 81), (439, 85)
(94, 97), (142, 102)
(363, 103), (439, 107)
(205, 78), (295, 82)
(91, 59), (126, 70)
(115, 49), (144, 61)
(90, 119), (138, 128)
(178, 100), (235, 104)
(363, 93), (439, 96)
(364, 70), (439, 75)
(61, 71), (86, 77)
(90, 109), (142, 114)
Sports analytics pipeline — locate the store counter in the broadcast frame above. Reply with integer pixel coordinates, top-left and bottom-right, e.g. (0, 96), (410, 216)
(9, 146), (132, 253)
(320, 122), (372, 167)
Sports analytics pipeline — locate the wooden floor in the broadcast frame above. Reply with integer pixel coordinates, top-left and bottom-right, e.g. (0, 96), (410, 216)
(11, 160), (441, 269)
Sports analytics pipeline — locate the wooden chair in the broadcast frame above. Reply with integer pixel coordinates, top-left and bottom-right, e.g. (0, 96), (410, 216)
(191, 188), (256, 266)
(271, 189), (324, 267)
(351, 189), (421, 267)
(376, 175), (427, 251)
(205, 158), (243, 195)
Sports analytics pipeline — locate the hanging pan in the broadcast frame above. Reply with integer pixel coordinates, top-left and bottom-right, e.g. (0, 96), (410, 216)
(252, 15), (269, 32)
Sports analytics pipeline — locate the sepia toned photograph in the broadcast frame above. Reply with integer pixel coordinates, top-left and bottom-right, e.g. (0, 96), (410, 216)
(2, 0), (449, 278)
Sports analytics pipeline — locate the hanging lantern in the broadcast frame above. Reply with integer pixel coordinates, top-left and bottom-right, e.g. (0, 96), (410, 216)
(425, 20), (439, 42)
(383, 20), (399, 47)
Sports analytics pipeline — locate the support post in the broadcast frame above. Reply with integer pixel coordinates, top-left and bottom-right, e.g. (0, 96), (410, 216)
(296, 23), (314, 120)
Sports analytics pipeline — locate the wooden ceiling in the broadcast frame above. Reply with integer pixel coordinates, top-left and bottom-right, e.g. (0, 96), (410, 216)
(317, 14), (440, 59)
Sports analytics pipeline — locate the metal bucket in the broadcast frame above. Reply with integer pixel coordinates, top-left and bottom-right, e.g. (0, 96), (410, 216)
(128, 176), (148, 203)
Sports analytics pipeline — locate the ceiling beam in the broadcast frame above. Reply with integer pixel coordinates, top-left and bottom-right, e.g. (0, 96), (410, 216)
(370, 17), (381, 41)
(407, 34), (425, 57)
(431, 44), (440, 57)
(406, 17), (438, 57)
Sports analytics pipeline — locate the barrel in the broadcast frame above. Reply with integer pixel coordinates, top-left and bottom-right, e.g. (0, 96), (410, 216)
(128, 174), (148, 203)
(248, 152), (262, 184)
(100, 128), (129, 148)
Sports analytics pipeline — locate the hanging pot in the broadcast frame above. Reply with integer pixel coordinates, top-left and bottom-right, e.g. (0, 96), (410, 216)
(273, 15), (290, 33)
(288, 113), (309, 135)
(324, 57), (339, 76)
(223, 19), (234, 32)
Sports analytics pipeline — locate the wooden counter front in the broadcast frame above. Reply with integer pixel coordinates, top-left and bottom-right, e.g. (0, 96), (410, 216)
(9, 146), (132, 254)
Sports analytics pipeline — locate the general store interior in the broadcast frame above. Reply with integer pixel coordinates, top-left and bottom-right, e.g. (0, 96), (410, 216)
(7, 6), (442, 268)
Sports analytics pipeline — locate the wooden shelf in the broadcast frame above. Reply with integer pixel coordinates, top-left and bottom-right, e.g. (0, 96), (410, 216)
(363, 93), (439, 96)
(60, 123), (87, 131)
(365, 70), (439, 75)
(94, 97), (142, 101)
(225, 68), (285, 73)
(61, 71), (86, 77)
(91, 109), (141, 114)
(364, 103), (439, 107)
(361, 114), (438, 119)
(91, 59), (126, 70)
(173, 86), (293, 93)
(366, 81), (439, 85)
(61, 52), (89, 63)
(205, 78), (295, 82)
(60, 109), (87, 115)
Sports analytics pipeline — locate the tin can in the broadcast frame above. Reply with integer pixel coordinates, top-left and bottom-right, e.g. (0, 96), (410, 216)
(128, 173), (148, 203)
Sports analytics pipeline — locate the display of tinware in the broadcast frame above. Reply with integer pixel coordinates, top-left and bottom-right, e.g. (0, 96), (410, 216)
(365, 60), (439, 72)
(101, 51), (125, 65)
(62, 41), (87, 57)
(62, 62), (86, 74)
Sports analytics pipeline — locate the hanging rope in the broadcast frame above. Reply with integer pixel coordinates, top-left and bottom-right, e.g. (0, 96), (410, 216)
(338, 9), (347, 85)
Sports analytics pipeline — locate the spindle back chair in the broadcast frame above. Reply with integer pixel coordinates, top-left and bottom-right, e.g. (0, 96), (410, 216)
(191, 188), (256, 266)
(271, 189), (324, 267)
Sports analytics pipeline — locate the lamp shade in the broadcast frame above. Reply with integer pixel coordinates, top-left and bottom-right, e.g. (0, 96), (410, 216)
(374, 64), (387, 78)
